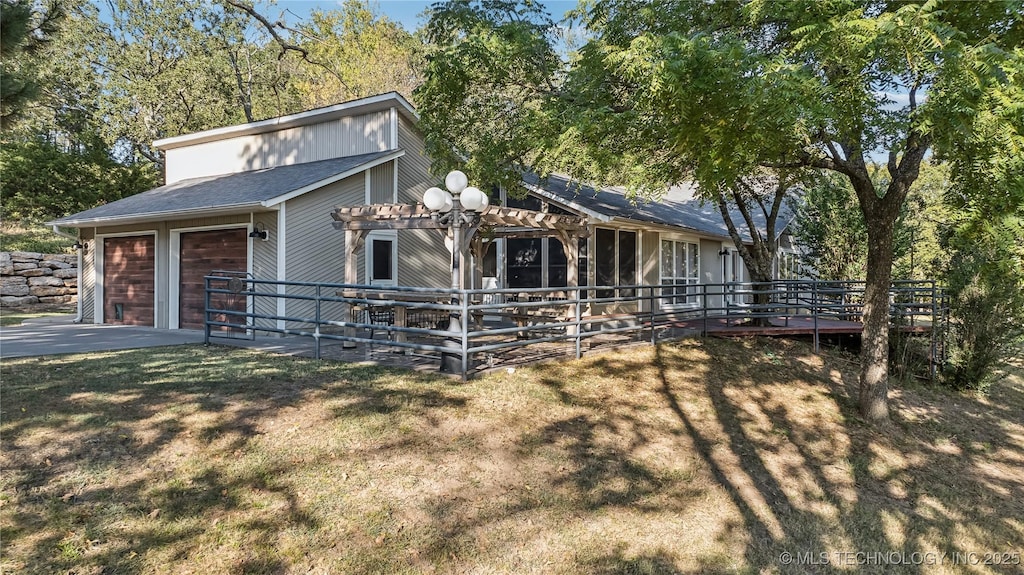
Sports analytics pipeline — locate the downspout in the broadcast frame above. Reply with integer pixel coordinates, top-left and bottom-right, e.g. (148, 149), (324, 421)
(51, 225), (84, 323)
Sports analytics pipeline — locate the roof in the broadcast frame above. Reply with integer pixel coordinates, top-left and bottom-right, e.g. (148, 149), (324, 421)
(47, 150), (402, 228)
(523, 173), (795, 242)
(153, 92), (418, 150)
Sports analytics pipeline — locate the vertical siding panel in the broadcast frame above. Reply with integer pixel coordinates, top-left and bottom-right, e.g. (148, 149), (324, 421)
(396, 116), (449, 288)
(699, 239), (724, 312)
(284, 175), (364, 327)
(81, 231), (95, 322)
(251, 216), (278, 330)
(164, 111), (391, 183)
(369, 162), (394, 204)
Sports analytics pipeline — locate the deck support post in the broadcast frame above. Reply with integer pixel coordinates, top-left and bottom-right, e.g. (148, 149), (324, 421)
(343, 229), (366, 348)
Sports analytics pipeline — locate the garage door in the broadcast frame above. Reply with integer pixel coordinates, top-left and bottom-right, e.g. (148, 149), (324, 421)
(179, 229), (248, 330)
(103, 236), (155, 326)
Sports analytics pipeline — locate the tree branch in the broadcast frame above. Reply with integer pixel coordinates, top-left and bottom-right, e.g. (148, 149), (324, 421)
(221, 0), (348, 90)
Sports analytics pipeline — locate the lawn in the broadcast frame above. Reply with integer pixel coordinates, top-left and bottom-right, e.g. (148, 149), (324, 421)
(1, 338), (1021, 574)
(0, 308), (75, 327)
(0, 222), (74, 255)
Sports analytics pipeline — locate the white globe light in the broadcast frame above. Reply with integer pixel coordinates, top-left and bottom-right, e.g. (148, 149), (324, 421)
(460, 186), (486, 211)
(445, 170), (469, 194)
(439, 193), (453, 213)
(423, 186), (451, 212)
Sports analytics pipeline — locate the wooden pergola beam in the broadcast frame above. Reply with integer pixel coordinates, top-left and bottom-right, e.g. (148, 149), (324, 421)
(332, 204), (589, 236)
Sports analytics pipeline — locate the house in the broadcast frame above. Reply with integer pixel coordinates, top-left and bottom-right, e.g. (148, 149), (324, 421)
(48, 92), (800, 331)
(478, 174), (800, 317)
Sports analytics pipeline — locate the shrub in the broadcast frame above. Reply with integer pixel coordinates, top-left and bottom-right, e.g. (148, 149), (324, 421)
(943, 221), (1024, 391)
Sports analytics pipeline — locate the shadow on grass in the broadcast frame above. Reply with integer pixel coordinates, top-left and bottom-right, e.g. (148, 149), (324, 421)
(0, 345), (463, 573)
(2, 339), (1022, 573)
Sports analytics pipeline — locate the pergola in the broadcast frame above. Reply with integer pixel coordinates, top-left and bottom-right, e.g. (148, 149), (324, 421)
(331, 203), (590, 290)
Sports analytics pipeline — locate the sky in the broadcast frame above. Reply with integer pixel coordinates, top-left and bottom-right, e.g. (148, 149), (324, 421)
(264, 1), (581, 32)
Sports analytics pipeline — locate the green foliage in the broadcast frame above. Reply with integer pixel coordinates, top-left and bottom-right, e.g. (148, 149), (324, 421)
(0, 139), (157, 221)
(416, 0), (562, 192)
(792, 173), (868, 281)
(0, 221), (73, 253)
(794, 161), (952, 281)
(290, 1), (424, 108)
(0, 0), (63, 129)
(943, 218), (1024, 391)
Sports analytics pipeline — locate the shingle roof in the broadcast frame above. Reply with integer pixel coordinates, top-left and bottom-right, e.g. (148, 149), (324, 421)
(47, 151), (397, 227)
(524, 173), (795, 242)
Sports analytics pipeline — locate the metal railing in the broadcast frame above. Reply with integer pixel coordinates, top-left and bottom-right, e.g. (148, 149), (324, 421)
(203, 276), (948, 380)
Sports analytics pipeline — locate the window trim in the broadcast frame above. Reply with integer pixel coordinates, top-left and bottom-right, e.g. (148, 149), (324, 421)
(365, 230), (398, 286)
(659, 234), (701, 309)
(593, 226), (638, 298)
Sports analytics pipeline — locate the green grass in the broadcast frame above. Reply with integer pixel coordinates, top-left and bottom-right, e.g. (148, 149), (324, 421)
(1, 340), (1022, 574)
(0, 222), (73, 254)
(0, 309), (74, 326)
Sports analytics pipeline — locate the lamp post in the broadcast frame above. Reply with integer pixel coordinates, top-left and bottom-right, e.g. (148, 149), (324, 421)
(422, 170), (490, 373)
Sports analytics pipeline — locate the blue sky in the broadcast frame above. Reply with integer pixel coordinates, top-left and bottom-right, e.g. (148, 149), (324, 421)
(266, 1), (581, 31)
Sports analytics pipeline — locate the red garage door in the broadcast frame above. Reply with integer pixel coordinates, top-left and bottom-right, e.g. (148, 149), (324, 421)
(103, 236), (155, 326)
(179, 229), (248, 330)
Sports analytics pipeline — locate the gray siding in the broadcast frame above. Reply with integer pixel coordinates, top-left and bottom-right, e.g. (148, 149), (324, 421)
(81, 230), (95, 322)
(165, 111), (391, 183)
(396, 117), (449, 288)
(700, 239), (725, 312)
(369, 161), (394, 204)
(284, 175), (363, 326)
(251, 215), (278, 330)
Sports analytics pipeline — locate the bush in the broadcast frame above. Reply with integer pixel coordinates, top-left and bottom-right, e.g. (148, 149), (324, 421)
(943, 222), (1024, 391)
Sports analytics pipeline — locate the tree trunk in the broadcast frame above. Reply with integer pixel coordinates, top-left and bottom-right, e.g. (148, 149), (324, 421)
(859, 209), (897, 422)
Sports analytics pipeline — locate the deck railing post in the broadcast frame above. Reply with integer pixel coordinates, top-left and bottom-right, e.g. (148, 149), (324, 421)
(930, 280), (938, 380)
(204, 276), (211, 345)
(460, 293), (469, 381)
(649, 286), (657, 345)
(314, 285), (322, 360)
(812, 280), (819, 353)
(575, 292), (583, 359)
(702, 285), (708, 337)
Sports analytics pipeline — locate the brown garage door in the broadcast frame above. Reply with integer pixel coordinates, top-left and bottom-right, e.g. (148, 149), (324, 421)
(179, 228), (248, 330)
(103, 236), (155, 326)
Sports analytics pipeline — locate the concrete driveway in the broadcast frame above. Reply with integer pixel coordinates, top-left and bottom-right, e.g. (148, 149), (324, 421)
(0, 317), (206, 359)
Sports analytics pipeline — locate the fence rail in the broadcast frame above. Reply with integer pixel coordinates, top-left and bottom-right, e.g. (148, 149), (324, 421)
(204, 276), (948, 380)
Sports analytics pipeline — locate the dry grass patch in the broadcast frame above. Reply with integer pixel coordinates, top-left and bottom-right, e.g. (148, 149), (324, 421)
(1, 339), (1022, 574)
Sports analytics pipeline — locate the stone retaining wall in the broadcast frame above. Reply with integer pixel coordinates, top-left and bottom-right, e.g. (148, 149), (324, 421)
(0, 251), (79, 307)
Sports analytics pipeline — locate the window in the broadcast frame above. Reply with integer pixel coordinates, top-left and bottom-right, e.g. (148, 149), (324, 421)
(507, 238), (542, 289)
(778, 252), (801, 280)
(548, 238), (568, 287)
(366, 232), (397, 286)
(595, 228), (637, 298)
(661, 238), (700, 306)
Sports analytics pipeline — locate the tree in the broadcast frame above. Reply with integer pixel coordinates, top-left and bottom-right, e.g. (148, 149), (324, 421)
(0, 139), (158, 221)
(287, 1), (424, 108)
(418, 0), (1023, 422)
(792, 173), (869, 281)
(939, 47), (1024, 389)
(0, 0), (63, 130)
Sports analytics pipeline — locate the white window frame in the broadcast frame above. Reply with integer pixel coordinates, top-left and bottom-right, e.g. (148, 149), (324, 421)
(593, 227), (639, 297)
(365, 230), (398, 287)
(659, 235), (701, 309)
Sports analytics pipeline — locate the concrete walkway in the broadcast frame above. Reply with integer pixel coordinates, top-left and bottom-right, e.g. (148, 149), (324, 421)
(0, 316), (206, 359)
